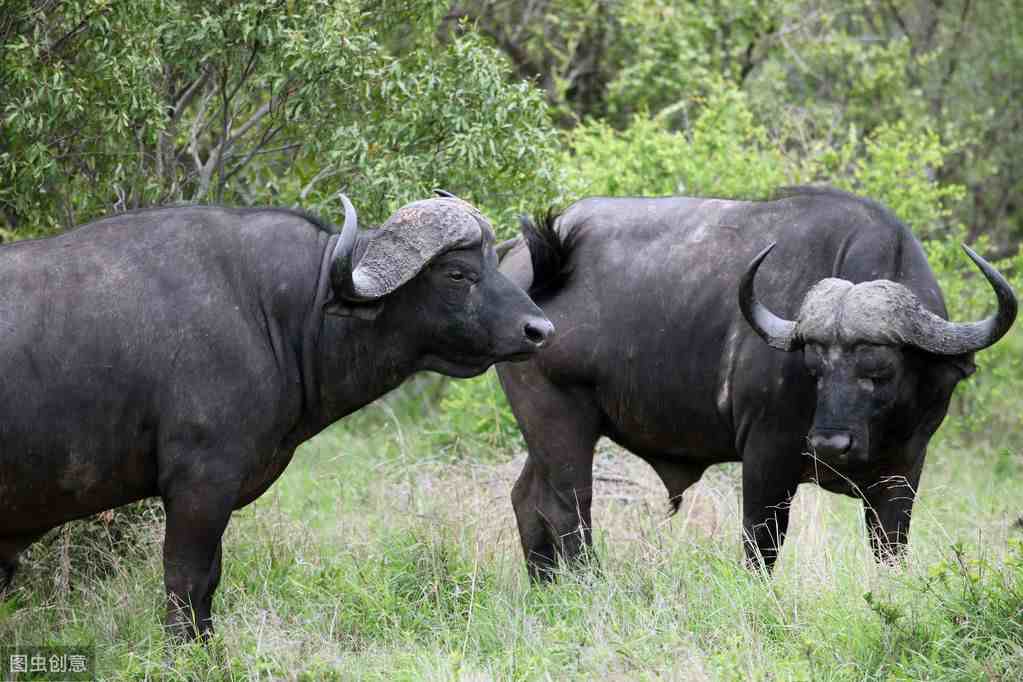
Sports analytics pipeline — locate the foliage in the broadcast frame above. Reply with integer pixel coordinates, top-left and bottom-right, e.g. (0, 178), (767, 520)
(860, 541), (1023, 679)
(0, 0), (558, 234)
(829, 122), (965, 239)
(604, 0), (777, 123)
(455, 0), (1023, 249)
(429, 369), (521, 461)
(561, 78), (962, 232)
(562, 82), (789, 200)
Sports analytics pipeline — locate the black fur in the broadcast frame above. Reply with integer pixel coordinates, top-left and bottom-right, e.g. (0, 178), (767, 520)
(497, 189), (996, 579)
(519, 208), (574, 299)
(0, 202), (551, 639)
(773, 185), (898, 219)
(0, 558), (15, 594)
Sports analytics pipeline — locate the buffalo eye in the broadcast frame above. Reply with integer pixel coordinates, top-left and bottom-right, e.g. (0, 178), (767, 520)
(860, 362), (895, 381)
(443, 266), (478, 284)
(855, 346), (897, 381)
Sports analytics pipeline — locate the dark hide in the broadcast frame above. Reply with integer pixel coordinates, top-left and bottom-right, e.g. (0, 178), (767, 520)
(497, 187), (1010, 579)
(0, 203), (551, 639)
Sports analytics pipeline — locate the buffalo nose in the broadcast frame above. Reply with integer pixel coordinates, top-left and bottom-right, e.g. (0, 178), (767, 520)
(522, 317), (555, 348)
(810, 431), (853, 460)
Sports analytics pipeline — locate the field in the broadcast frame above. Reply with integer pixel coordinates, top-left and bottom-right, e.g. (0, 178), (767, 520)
(4, 1), (1023, 679)
(2, 362), (1022, 681)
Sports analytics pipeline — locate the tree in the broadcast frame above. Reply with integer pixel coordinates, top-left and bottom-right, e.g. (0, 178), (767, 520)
(448, 0), (1022, 251)
(0, 0), (559, 236)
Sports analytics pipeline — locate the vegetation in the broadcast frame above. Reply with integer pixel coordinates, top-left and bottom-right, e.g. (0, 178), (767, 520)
(2, 0), (1022, 679)
(4, 399), (1023, 680)
(0, 0), (558, 232)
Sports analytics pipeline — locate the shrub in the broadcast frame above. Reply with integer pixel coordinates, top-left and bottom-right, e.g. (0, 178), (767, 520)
(428, 370), (522, 462)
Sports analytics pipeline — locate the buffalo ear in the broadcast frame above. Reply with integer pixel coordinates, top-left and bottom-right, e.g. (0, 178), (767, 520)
(922, 351), (975, 407)
(920, 352), (974, 401)
(944, 353), (976, 380)
(908, 352), (975, 440)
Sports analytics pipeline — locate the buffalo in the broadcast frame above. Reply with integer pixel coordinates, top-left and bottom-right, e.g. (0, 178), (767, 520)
(0, 193), (553, 639)
(496, 187), (1016, 578)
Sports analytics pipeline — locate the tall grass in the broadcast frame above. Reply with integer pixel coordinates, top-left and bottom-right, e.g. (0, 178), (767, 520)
(2, 380), (1021, 680)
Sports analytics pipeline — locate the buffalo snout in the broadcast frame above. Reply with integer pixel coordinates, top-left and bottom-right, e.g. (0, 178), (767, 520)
(483, 269), (555, 361)
(809, 429), (866, 464)
(522, 316), (555, 348)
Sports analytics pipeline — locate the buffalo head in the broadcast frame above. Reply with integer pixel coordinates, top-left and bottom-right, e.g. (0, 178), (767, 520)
(740, 243), (1017, 466)
(327, 194), (554, 378)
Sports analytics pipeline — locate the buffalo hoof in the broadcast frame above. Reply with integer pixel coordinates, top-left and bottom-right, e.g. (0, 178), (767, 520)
(526, 546), (601, 584)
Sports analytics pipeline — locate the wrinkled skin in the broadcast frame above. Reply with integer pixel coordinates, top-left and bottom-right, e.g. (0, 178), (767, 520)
(804, 343), (908, 465)
(498, 189), (997, 579)
(0, 203), (552, 639)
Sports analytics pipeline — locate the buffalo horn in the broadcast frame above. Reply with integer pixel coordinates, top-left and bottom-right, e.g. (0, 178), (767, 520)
(330, 193), (373, 302)
(902, 245), (1017, 355)
(739, 243), (799, 351)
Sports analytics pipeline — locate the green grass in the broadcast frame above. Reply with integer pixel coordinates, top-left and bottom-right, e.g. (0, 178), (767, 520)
(2, 384), (1022, 680)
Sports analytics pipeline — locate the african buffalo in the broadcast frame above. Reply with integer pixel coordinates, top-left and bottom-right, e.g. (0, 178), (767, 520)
(496, 187), (1016, 578)
(0, 193), (553, 638)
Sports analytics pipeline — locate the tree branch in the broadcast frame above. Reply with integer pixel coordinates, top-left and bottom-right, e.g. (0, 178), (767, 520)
(299, 164), (341, 201)
(224, 100), (273, 150)
(224, 40), (262, 110)
(937, 0), (972, 97)
(189, 82), (216, 174)
(172, 66), (212, 122)
(222, 121), (287, 184)
(882, 0), (910, 40)
(215, 63), (231, 201)
(442, 6), (557, 103)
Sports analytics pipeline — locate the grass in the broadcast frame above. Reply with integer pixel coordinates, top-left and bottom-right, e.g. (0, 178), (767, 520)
(2, 376), (1022, 680)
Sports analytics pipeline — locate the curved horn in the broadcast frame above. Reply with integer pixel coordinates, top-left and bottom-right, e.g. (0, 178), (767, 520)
(329, 194), (372, 302)
(902, 244), (1018, 355)
(433, 188), (459, 199)
(739, 243), (799, 351)
(340, 197), (485, 299)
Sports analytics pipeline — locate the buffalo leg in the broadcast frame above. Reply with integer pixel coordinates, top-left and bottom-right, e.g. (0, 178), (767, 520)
(1, 540), (19, 595)
(0, 532), (44, 596)
(161, 477), (236, 641)
(862, 468), (921, 563)
(741, 486), (794, 572)
(0, 557), (15, 595)
(740, 435), (803, 571)
(506, 384), (600, 582)
(199, 542), (223, 624)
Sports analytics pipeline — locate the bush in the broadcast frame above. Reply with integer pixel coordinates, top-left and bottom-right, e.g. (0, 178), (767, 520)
(859, 541), (1023, 678)
(562, 79), (964, 233)
(562, 80), (790, 200)
(428, 370), (522, 462)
